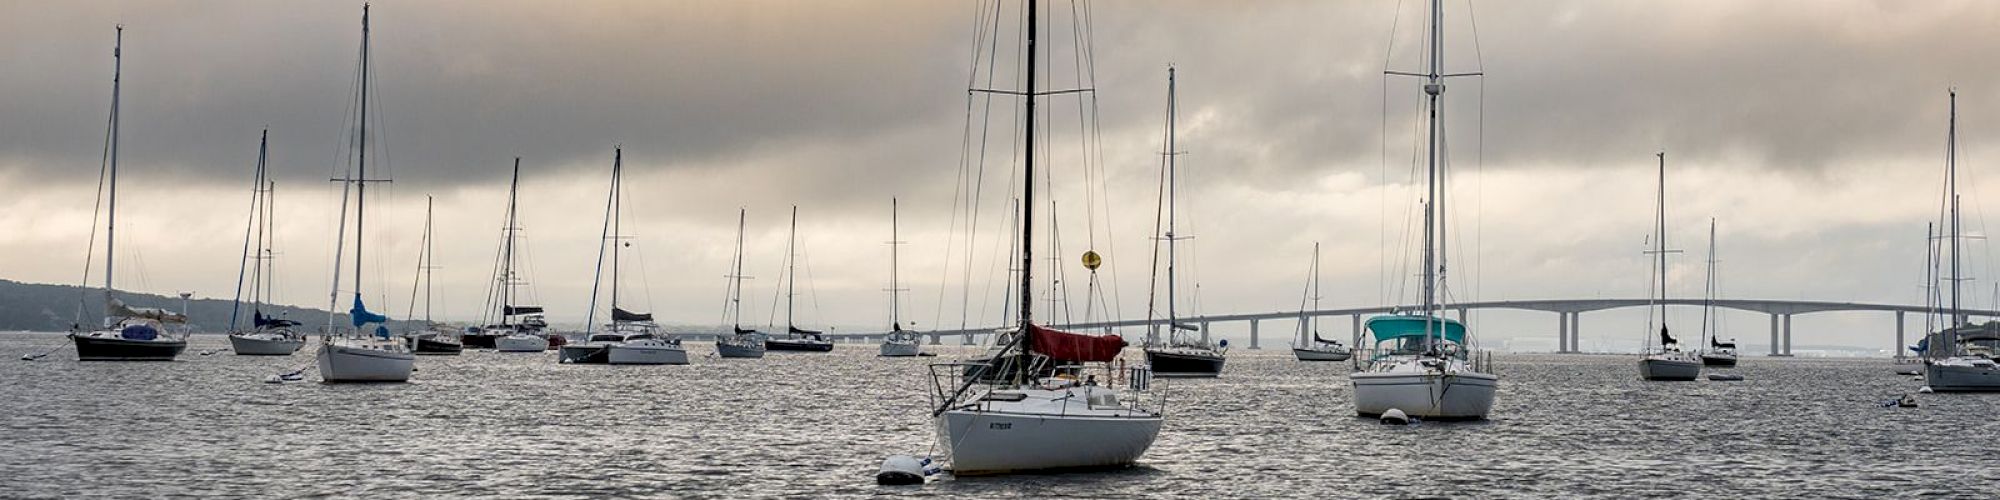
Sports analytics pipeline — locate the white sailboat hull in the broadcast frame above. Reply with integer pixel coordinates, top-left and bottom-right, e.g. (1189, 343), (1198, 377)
(229, 333), (304, 356)
(936, 409), (1162, 475)
(316, 341), (415, 383)
(1925, 359), (2000, 391)
(1351, 369), (1497, 420)
(880, 340), (922, 357)
(495, 334), (549, 352)
(1292, 347), (1351, 362)
(607, 343), (688, 365)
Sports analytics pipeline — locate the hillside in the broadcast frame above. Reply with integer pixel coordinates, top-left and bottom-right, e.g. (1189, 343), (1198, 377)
(0, 278), (388, 333)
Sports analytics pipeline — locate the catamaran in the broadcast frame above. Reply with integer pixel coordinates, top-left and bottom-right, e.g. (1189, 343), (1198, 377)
(315, 3), (415, 382)
(481, 159), (556, 353)
(923, 0), (1163, 475)
(1350, 0), (1498, 419)
(1292, 243), (1350, 362)
(1923, 89), (2000, 391)
(765, 206), (834, 352)
(715, 208), (767, 358)
(1141, 66), (1225, 378)
(227, 130), (305, 356)
(560, 148), (688, 365)
(1637, 152), (1701, 381)
(68, 25), (192, 362)
(880, 198), (924, 357)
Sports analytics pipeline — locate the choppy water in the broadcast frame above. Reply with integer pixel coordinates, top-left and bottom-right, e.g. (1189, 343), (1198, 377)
(2, 332), (1994, 498)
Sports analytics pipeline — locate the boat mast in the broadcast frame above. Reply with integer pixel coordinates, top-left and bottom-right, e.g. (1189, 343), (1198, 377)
(1019, 0), (1038, 332)
(1656, 152), (1669, 333)
(610, 148), (623, 316)
(1701, 218), (1715, 348)
(354, 3), (370, 311)
(420, 196), (434, 323)
(1949, 89), (1963, 329)
(1422, 0), (1443, 348)
(1311, 242), (1321, 340)
(104, 25), (123, 322)
(890, 198), (903, 329)
(730, 208), (748, 330)
(231, 130), (269, 331)
(786, 205), (798, 330)
(501, 158), (521, 326)
(1165, 65), (1181, 342)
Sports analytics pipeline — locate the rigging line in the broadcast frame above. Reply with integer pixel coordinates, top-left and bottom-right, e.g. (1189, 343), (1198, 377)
(962, 0), (1010, 332)
(1378, 0), (1407, 307)
(1074, 0), (1125, 327)
(936, 0), (993, 332)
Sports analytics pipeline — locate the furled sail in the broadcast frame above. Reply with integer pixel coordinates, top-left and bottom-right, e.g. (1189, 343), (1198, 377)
(349, 296), (389, 328)
(1710, 336), (1736, 349)
(789, 325), (824, 338)
(1312, 332), (1343, 346)
(505, 305), (544, 315)
(1659, 325), (1678, 346)
(107, 298), (188, 324)
(1028, 323), (1126, 363)
(734, 326), (759, 335)
(611, 307), (653, 322)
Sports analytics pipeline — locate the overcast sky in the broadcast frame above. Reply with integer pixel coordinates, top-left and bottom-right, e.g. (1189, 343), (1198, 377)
(4, 0), (1999, 354)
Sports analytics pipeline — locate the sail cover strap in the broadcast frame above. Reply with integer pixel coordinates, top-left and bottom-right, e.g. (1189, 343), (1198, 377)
(1029, 323), (1125, 363)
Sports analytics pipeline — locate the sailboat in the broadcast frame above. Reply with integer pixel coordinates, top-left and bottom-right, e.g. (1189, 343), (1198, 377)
(1923, 89), (2000, 391)
(880, 198), (924, 357)
(560, 147), (688, 365)
(765, 206), (834, 352)
(1292, 243), (1350, 362)
(401, 196), (463, 355)
(483, 159), (555, 353)
(1637, 151), (1701, 381)
(925, 0), (1163, 475)
(1697, 220), (1738, 367)
(1142, 66), (1225, 377)
(69, 25), (192, 361)
(1350, 0), (1499, 419)
(315, 3), (415, 383)
(715, 208), (766, 358)
(227, 130), (305, 356)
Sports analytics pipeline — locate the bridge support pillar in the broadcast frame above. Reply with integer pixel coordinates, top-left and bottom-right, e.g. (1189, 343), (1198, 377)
(1200, 321), (1211, 345)
(1249, 319), (1261, 350)
(1557, 311), (1570, 353)
(1768, 313), (1780, 356)
(929, 332), (941, 345)
(1572, 313), (1585, 353)
(1783, 314), (1793, 356)
(1458, 307), (1470, 324)
(1352, 314), (1363, 349)
(962, 331), (975, 346)
(1895, 310), (1906, 362)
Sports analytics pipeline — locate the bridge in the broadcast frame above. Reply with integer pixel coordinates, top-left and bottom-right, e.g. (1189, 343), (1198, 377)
(824, 298), (1996, 357)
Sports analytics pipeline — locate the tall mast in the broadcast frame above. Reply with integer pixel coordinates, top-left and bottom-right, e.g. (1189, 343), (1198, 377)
(105, 25), (123, 315)
(890, 198), (902, 327)
(353, 3), (370, 303)
(263, 180), (276, 309)
(231, 130), (268, 330)
(786, 205), (798, 329)
(730, 208), (748, 329)
(422, 196), (434, 322)
(1165, 66), (1180, 333)
(1311, 242), (1321, 336)
(1656, 151), (1669, 319)
(1702, 218), (1715, 346)
(501, 157), (521, 326)
(1949, 89), (1963, 328)
(1019, 0), (1037, 330)
(610, 148), (622, 313)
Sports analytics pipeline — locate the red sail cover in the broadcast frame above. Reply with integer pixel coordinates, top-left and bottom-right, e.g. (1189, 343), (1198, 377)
(1029, 324), (1126, 362)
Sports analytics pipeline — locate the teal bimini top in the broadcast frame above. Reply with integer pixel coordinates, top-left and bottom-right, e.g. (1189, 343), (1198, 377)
(1365, 314), (1467, 345)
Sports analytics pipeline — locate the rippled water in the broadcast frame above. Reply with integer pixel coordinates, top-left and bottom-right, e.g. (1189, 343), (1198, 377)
(3, 332), (1995, 498)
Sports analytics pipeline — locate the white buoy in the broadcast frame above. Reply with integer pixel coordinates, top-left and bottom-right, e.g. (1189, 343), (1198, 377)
(875, 455), (927, 485)
(263, 375), (283, 384)
(1380, 408), (1411, 425)
(1919, 385), (1934, 394)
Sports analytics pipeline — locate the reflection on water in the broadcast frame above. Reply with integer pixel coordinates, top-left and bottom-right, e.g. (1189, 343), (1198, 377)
(2, 332), (1994, 498)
